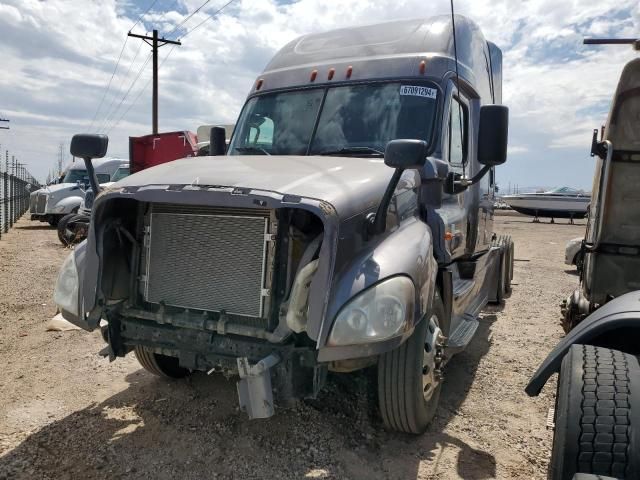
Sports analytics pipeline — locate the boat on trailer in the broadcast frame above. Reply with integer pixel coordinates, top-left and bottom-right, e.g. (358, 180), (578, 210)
(502, 187), (590, 223)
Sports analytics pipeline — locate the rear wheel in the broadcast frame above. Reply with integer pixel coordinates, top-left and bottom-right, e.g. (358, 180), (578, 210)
(550, 345), (640, 480)
(134, 346), (190, 379)
(378, 293), (446, 434)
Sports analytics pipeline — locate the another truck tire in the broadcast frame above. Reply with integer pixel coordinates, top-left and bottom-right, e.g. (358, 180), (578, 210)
(550, 344), (640, 480)
(378, 293), (446, 434)
(57, 213), (76, 246)
(134, 346), (189, 379)
(504, 236), (514, 293)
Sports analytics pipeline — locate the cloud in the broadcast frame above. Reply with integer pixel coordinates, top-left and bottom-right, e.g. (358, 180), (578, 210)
(0, 0), (637, 188)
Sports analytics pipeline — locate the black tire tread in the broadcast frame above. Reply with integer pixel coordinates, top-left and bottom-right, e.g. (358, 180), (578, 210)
(552, 345), (640, 480)
(134, 346), (188, 379)
(378, 296), (445, 434)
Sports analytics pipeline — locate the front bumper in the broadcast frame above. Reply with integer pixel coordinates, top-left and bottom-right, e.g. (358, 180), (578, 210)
(114, 316), (326, 406)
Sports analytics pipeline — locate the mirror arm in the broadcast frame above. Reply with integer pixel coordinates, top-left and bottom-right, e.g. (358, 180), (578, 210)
(82, 157), (101, 195)
(368, 168), (404, 237)
(451, 164), (491, 190)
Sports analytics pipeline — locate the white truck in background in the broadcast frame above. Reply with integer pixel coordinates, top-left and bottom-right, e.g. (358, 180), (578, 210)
(29, 158), (128, 226)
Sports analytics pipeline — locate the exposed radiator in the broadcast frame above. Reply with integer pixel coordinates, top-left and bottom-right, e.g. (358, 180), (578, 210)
(143, 204), (274, 319)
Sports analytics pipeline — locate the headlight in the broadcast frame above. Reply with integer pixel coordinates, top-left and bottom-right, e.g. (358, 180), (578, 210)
(53, 251), (79, 316)
(327, 276), (415, 346)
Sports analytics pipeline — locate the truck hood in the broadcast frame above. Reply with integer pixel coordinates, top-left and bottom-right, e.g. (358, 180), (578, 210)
(44, 183), (80, 194)
(115, 155), (397, 218)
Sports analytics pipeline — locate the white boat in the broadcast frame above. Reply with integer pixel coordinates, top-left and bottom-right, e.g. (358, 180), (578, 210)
(502, 187), (591, 221)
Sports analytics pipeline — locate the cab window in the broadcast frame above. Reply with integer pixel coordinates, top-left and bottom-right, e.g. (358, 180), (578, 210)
(449, 97), (467, 168)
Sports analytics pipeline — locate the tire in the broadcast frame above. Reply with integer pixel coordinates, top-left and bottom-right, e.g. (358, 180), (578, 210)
(574, 251), (584, 273)
(378, 293), (447, 434)
(134, 346), (190, 379)
(505, 236), (514, 293)
(57, 213), (77, 246)
(551, 345), (640, 480)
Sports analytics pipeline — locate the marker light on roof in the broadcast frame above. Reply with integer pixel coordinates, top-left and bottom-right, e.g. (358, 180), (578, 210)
(419, 60), (427, 74)
(346, 65), (353, 78)
(256, 78), (264, 90)
(310, 69), (318, 82)
(328, 68), (335, 80)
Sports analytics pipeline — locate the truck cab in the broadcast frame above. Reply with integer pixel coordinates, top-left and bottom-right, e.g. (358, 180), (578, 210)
(29, 157), (128, 226)
(55, 15), (511, 434)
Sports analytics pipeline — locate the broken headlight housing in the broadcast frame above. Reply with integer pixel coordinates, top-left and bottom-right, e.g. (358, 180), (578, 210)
(327, 276), (415, 346)
(53, 250), (79, 317)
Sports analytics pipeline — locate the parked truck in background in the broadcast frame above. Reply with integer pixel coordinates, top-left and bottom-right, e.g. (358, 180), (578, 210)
(55, 15), (512, 434)
(29, 158), (128, 226)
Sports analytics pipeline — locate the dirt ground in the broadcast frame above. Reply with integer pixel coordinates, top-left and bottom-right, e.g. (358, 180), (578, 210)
(0, 213), (586, 480)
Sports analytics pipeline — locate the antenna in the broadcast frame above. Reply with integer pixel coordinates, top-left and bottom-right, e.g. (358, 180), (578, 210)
(449, 0), (462, 88)
(584, 38), (640, 50)
(449, 0), (466, 178)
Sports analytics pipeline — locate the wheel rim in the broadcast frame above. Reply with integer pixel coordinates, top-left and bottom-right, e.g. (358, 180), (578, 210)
(423, 314), (445, 402)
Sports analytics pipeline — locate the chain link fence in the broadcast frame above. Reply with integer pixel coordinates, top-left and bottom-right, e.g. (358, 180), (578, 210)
(0, 148), (40, 240)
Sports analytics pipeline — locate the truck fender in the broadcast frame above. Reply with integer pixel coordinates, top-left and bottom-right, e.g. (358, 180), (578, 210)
(51, 195), (83, 214)
(317, 219), (437, 361)
(525, 290), (640, 396)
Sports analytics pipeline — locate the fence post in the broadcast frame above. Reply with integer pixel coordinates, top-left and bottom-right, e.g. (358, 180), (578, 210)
(3, 151), (8, 234)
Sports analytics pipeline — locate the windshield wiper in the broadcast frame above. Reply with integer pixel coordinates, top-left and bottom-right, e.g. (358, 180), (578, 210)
(234, 146), (271, 156)
(318, 146), (384, 157)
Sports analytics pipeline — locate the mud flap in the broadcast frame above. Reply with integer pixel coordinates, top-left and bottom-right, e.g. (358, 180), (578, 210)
(237, 354), (281, 419)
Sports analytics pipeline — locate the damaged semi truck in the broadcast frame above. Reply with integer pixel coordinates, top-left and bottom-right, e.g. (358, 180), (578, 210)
(55, 16), (512, 433)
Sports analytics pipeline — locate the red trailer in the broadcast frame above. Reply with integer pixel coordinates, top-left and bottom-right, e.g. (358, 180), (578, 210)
(129, 131), (198, 173)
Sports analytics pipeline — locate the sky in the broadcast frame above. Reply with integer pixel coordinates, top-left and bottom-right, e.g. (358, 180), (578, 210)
(0, 0), (638, 190)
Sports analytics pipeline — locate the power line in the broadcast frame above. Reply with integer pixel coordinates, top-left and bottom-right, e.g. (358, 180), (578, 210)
(88, 37), (129, 131)
(165, 0), (213, 38)
(96, 53), (152, 133)
(130, 0), (160, 31)
(93, 39), (147, 133)
(178, 0), (239, 40)
(106, 43), (179, 135)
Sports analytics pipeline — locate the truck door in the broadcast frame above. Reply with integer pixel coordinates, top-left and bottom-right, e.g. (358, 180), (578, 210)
(437, 86), (470, 260)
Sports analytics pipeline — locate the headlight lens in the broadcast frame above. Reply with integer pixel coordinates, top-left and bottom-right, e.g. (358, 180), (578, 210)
(328, 276), (415, 346)
(53, 251), (79, 316)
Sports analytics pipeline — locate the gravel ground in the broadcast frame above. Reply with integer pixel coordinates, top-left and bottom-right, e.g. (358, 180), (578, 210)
(0, 213), (587, 479)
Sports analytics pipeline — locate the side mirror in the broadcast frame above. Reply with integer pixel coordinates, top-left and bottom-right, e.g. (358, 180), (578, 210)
(70, 133), (108, 196)
(70, 134), (108, 159)
(368, 139), (429, 236)
(478, 105), (508, 166)
(209, 127), (227, 156)
(384, 139), (428, 170)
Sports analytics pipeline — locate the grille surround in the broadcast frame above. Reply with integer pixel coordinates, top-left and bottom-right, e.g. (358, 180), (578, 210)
(35, 193), (47, 214)
(143, 205), (274, 319)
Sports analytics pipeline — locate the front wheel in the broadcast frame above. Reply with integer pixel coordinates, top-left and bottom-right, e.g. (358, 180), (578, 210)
(550, 345), (640, 480)
(134, 346), (190, 379)
(378, 293), (446, 434)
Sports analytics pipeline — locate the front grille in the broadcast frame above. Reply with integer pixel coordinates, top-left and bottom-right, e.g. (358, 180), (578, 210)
(143, 204), (274, 319)
(29, 193), (37, 213)
(36, 193), (47, 214)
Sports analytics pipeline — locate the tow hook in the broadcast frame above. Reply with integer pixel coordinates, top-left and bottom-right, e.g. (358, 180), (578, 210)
(236, 353), (281, 419)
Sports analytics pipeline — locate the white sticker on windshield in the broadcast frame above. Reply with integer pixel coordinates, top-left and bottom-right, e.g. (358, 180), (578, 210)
(399, 85), (437, 99)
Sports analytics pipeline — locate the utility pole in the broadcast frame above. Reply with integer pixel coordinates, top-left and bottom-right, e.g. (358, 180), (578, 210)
(128, 29), (181, 134)
(58, 143), (64, 176)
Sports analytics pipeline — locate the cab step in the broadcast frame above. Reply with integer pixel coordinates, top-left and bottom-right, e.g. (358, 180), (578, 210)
(446, 314), (479, 354)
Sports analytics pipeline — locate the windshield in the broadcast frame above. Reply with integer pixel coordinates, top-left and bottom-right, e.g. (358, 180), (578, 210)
(62, 169), (110, 185)
(228, 82), (438, 156)
(111, 167), (130, 182)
